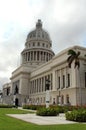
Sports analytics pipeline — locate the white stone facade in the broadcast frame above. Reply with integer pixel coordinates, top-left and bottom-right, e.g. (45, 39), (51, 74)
(2, 20), (86, 106)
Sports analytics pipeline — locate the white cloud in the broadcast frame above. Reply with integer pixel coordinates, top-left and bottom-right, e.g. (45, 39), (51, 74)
(0, 0), (86, 89)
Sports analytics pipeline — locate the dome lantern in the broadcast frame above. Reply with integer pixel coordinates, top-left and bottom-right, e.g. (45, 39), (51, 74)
(36, 19), (42, 29)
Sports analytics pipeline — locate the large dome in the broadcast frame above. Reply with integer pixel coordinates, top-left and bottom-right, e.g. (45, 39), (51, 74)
(26, 19), (51, 43)
(21, 19), (55, 67)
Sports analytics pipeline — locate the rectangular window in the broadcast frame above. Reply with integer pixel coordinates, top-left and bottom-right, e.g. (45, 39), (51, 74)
(68, 74), (70, 87)
(7, 88), (10, 96)
(85, 72), (86, 88)
(58, 76), (60, 89)
(63, 75), (65, 88)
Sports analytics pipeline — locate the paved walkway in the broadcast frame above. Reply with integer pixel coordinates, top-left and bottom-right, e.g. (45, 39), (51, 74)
(7, 113), (77, 125)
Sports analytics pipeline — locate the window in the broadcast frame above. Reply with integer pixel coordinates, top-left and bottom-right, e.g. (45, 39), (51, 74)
(63, 75), (65, 88)
(38, 42), (40, 46)
(33, 42), (35, 46)
(68, 74), (70, 87)
(43, 43), (45, 47)
(58, 76), (60, 89)
(7, 88), (10, 95)
(14, 85), (18, 95)
(85, 72), (86, 87)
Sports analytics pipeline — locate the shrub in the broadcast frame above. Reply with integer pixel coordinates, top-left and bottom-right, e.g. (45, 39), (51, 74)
(56, 106), (68, 113)
(0, 104), (13, 108)
(65, 109), (86, 122)
(23, 105), (45, 110)
(36, 107), (59, 116)
(50, 105), (69, 113)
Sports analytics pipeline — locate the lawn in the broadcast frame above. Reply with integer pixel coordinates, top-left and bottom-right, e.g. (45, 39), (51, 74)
(0, 108), (86, 130)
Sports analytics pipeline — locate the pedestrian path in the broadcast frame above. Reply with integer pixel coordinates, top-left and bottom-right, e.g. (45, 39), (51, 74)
(7, 113), (77, 125)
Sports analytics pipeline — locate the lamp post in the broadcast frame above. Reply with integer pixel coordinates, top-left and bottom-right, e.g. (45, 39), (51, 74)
(45, 79), (50, 108)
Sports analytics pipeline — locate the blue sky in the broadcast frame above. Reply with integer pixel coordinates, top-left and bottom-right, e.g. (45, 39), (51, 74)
(0, 0), (86, 89)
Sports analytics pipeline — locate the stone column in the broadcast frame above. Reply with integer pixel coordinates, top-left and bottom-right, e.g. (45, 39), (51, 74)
(37, 79), (38, 93)
(41, 77), (43, 92)
(39, 51), (41, 61)
(49, 75), (51, 89)
(33, 51), (34, 61)
(31, 52), (32, 61)
(52, 70), (56, 91)
(48, 53), (49, 61)
(55, 71), (58, 90)
(36, 51), (37, 61)
(65, 67), (67, 88)
(23, 54), (25, 62)
(42, 52), (44, 61)
(40, 78), (42, 92)
(60, 69), (62, 89)
(31, 81), (33, 94)
(45, 52), (46, 61)
(49, 54), (50, 60)
(29, 52), (31, 61)
(43, 76), (46, 91)
(24, 53), (26, 62)
(26, 52), (28, 61)
(36, 79), (37, 93)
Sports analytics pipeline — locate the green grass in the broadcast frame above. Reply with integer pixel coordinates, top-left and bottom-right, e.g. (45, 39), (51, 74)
(0, 108), (86, 130)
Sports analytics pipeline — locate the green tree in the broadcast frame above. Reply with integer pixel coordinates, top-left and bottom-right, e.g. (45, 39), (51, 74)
(67, 49), (80, 69)
(67, 49), (81, 106)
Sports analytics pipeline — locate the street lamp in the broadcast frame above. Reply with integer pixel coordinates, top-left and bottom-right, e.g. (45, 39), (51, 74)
(45, 79), (50, 108)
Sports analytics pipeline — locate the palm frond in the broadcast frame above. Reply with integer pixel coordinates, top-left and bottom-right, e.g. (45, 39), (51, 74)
(67, 49), (81, 68)
(68, 49), (76, 55)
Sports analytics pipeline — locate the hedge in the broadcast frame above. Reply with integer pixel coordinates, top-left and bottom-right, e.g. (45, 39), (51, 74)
(36, 107), (59, 116)
(0, 104), (13, 108)
(65, 109), (86, 122)
(23, 105), (46, 110)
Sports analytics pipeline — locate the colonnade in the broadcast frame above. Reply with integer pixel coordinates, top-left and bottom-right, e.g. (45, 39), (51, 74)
(55, 68), (71, 90)
(30, 74), (52, 94)
(22, 51), (52, 63)
(30, 68), (71, 95)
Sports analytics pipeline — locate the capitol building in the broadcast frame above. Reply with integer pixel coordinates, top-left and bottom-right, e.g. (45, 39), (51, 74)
(2, 20), (86, 106)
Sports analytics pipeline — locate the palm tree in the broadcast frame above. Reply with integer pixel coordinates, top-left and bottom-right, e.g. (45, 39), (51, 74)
(67, 49), (80, 69)
(67, 49), (81, 106)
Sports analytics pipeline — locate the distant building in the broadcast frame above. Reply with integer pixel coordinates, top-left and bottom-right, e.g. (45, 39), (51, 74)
(2, 20), (86, 106)
(0, 90), (3, 104)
